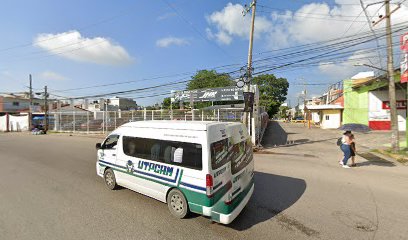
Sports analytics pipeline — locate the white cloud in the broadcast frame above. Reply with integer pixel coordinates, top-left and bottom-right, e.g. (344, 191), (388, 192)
(156, 37), (190, 48)
(266, 0), (408, 46)
(207, 1), (408, 46)
(206, 3), (271, 45)
(33, 30), (133, 65)
(40, 71), (67, 81)
(318, 50), (381, 79)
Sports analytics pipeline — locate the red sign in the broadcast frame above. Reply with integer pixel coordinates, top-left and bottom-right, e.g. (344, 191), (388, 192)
(401, 33), (408, 52)
(382, 100), (407, 110)
(402, 53), (408, 83)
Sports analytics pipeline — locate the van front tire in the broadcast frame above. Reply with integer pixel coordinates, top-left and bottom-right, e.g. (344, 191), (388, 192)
(104, 168), (118, 190)
(167, 189), (189, 218)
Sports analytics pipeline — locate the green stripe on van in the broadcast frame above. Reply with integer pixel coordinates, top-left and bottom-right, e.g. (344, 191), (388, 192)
(211, 178), (254, 215)
(99, 162), (230, 208)
(99, 163), (172, 188)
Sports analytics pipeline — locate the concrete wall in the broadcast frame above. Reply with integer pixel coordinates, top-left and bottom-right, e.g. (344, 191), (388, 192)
(0, 114), (29, 131)
(343, 80), (370, 125)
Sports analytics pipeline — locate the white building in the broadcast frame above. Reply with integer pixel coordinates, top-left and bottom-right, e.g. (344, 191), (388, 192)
(87, 97), (137, 112)
(108, 96), (137, 111)
(306, 105), (344, 129)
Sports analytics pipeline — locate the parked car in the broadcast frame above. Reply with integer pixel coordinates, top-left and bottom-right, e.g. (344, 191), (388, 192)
(292, 117), (306, 123)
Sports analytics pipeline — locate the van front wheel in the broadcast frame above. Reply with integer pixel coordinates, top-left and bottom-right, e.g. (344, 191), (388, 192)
(167, 189), (189, 218)
(104, 168), (118, 190)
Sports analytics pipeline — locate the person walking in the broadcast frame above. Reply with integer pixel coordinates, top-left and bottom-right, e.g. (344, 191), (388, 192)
(339, 132), (352, 169)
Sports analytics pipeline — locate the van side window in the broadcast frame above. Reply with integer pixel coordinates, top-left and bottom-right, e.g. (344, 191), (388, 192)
(102, 135), (119, 149)
(122, 136), (202, 170)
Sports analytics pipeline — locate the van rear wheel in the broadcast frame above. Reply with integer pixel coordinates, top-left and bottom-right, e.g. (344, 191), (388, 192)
(104, 168), (118, 190)
(167, 189), (189, 218)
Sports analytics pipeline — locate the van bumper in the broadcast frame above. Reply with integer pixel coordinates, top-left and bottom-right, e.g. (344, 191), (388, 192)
(96, 161), (104, 177)
(211, 183), (254, 224)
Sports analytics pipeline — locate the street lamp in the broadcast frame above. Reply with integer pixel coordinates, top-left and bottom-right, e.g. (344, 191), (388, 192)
(353, 63), (387, 72)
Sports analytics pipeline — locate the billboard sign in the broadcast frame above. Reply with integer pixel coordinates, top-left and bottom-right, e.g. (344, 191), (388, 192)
(401, 33), (408, 52)
(401, 53), (408, 83)
(382, 100), (407, 110)
(171, 86), (244, 103)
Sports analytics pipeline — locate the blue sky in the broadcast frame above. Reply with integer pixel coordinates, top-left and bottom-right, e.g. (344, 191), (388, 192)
(1, 0), (407, 106)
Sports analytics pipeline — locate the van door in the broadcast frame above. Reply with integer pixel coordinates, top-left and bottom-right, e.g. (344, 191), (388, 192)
(99, 134), (119, 165)
(227, 124), (254, 204)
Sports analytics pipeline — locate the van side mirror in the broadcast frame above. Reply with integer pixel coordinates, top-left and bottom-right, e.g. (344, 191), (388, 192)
(96, 143), (102, 149)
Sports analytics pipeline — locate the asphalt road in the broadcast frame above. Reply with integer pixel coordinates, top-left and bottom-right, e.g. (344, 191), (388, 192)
(0, 123), (407, 240)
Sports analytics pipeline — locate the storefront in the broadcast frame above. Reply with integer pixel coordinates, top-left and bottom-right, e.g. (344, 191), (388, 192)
(343, 71), (406, 131)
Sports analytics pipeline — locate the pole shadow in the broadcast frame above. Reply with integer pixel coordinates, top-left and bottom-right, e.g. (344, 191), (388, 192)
(227, 171), (306, 231)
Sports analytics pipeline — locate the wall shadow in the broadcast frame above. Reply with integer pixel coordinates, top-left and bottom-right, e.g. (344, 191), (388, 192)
(261, 121), (288, 147)
(226, 171), (306, 231)
(356, 152), (396, 167)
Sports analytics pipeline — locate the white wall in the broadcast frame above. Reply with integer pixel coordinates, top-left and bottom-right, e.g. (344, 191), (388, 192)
(321, 110), (341, 129)
(9, 115), (29, 131)
(0, 115), (7, 131)
(0, 115), (29, 131)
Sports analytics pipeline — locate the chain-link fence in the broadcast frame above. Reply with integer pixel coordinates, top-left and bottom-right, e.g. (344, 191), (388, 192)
(49, 109), (245, 133)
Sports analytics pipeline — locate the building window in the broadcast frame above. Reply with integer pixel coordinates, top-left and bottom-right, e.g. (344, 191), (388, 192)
(12, 102), (19, 106)
(325, 115), (330, 120)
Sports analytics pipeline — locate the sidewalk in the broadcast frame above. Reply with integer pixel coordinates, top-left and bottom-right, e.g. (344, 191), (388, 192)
(260, 121), (406, 166)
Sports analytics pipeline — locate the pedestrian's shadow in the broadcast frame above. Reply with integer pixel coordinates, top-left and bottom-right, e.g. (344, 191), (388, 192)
(227, 171), (306, 231)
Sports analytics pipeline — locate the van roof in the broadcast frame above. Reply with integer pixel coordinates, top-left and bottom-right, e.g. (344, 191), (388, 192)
(120, 120), (239, 131)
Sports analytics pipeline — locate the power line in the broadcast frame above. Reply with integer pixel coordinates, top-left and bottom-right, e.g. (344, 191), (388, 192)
(161, 0), (233, 59)
(252, 24), (408, 75)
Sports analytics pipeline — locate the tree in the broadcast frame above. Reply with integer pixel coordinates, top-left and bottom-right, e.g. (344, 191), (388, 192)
(186, 70), (233, 90)
(279, 105), (290, 119)
(252, 74), (289, 116)
(162, 97), (179, 110)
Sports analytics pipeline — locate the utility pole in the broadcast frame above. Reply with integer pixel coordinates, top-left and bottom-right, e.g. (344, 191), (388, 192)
(243, 0), (257, 127)
(29, 74), (33, 131)
(44, 86), (48, 134)
(385, 0), (399, 152)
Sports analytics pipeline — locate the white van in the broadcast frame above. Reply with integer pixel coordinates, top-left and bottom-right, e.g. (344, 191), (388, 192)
(96, 120), (254, 224)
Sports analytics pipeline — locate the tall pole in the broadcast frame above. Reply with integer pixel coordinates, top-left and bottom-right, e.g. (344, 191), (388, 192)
(243, 0), (256, 127)
(29, 74), (33, 130)
(405, 53), (408, 149)
(385, 0), (399, 152)
(44, 86), (48, 133)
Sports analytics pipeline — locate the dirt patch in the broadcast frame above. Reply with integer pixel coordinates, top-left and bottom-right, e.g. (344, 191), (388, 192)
(332, 211), (377, 232)
(277, 213), (320, 237)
